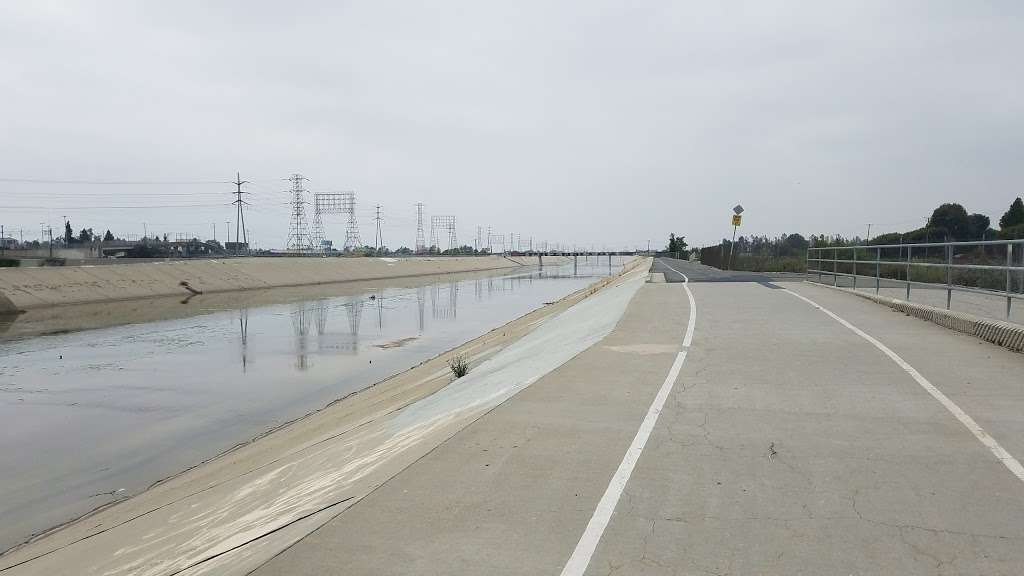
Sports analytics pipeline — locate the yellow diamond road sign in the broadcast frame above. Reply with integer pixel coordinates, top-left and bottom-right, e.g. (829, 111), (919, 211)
(732, 214), (742, 226)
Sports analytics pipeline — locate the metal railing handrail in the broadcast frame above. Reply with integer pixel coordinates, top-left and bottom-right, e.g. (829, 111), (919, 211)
(807, 258), (1018, 273)
(808, 238), (1024, 250)
(805, 238), (1023, 319)
(805, 268), (1024, 301)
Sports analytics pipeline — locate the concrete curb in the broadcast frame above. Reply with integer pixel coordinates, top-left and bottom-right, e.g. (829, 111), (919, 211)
(812, 282), (1024, 353)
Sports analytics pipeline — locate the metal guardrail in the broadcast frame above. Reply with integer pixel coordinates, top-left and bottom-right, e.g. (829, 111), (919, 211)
(806, 239), (1024, 319)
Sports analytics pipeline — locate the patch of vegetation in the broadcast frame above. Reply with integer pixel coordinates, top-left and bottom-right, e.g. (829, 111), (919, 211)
(448, 353), (469, 379)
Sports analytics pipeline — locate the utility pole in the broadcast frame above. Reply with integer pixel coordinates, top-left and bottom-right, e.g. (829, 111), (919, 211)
(232, 172), (250, 255)
(48, 226), (53, 258)
(865, 223), (872, 242)
(1, 225), (4, 256)
(374, 205), (384, 253)
(487, 226), (492, 253)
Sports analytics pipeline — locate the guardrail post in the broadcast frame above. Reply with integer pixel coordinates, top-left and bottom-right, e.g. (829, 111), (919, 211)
(1008, 244), (1014, 320)
(833, 247), (838, 287)
(875, 247), (880, 294)
(853, 247), (857, 291)
(906, 245), (912, 300)
(946, 243), (953, 310)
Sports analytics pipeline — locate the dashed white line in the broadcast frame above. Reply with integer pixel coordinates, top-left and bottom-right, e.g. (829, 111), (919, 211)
(559, 261), (697, 576)
(784, 287), (1024, 484)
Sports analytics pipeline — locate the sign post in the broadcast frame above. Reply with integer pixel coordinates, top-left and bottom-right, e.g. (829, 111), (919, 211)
(727, 205), (743, 270)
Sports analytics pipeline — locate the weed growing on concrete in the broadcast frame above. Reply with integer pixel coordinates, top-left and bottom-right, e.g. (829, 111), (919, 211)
(448, 353), (469, 378)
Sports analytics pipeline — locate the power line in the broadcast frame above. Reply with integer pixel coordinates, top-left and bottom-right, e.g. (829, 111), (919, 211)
(1, 203), (230, 209)
(0, 178), (230, 185)
(2, 191), (228, 197)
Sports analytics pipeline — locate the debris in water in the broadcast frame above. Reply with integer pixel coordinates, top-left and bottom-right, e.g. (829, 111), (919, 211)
(375, 336), (418, 349)
(90, 488), (126, 498)
(179, 280), (202, 295)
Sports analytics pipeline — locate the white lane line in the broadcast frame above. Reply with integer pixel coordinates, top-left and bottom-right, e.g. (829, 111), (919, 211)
(784, 288), (1024, 484)
(657, 261), (695, 348)
(560, 266), (697, 576)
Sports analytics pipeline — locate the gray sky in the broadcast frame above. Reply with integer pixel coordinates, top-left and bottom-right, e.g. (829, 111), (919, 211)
(2, 1), (1022, 249)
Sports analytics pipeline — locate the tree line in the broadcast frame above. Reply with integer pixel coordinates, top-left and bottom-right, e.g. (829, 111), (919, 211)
(692, 196), (1024, 272)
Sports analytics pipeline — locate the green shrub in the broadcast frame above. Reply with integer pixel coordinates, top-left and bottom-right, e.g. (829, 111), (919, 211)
(448, 354), (469, 378)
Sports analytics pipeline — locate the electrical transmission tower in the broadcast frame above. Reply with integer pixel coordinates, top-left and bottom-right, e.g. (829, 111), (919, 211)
(488, 232), (505, 254)
(374, 205), (384, 252)
(285, 173), (311, 253)
(231, 172), (250, 255)
(415, 203), (426, 254)
(343, 192), (363, 251)
(476, 226), (482, 253)
(310, 192), (353, 254)
(430, 215), (457, 253)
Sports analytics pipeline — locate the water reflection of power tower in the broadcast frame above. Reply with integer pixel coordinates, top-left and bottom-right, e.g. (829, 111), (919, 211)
(238, 309), (249, 373)
(292, 303), (313, 370)
(290, 299), (366, 366)
(431, 281), (458, 320)
(314, 299), (364, 355)
(417, 286), (426, 333)
(342, 299), (364, 353)
(375, 292), (384, 334)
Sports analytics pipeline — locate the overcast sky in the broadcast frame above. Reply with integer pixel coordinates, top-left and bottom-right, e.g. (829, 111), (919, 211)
(2, 1), (1022, 249)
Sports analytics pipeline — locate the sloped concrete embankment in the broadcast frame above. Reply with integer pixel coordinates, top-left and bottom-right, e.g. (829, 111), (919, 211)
(0, 258), (648, 575)
(819, 283), (1024, 353)
(0, 256), (566, 312)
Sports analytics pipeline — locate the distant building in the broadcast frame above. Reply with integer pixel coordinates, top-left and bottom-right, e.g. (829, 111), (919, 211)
(0, 237), (17, 249)
(224, 241), (249, 252)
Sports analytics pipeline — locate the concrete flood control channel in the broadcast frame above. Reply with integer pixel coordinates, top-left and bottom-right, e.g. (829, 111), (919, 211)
(0, 257), (629, 554)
